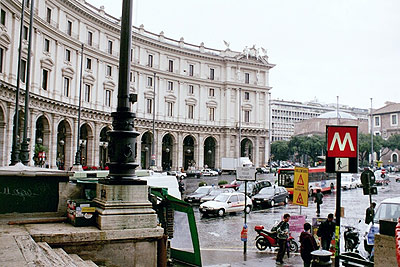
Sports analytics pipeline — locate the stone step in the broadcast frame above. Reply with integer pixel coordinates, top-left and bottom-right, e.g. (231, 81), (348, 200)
(37, 242), (78, 267)
(53, 248), (81, 267)
(14, 235), (55, 266)
(84, 260), (98, 267)
(69, 254), (97, 267)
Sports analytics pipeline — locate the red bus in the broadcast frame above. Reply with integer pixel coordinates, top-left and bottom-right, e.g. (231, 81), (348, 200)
(277, 166), (336, 197)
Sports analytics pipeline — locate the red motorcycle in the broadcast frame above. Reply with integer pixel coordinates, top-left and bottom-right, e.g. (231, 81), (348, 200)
(254, 225), (298, 252)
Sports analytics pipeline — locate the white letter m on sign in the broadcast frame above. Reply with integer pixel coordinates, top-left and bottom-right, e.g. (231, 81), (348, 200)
(329, 132), (355, 151)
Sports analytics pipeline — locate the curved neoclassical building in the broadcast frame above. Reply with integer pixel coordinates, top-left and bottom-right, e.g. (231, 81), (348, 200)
(0, 0), (275, 170)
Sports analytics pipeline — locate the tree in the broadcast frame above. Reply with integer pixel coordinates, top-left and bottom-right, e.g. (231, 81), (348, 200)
(358, 133), (385, 166)
(288, 135), (325, 166)
(271, 140), (289, 161)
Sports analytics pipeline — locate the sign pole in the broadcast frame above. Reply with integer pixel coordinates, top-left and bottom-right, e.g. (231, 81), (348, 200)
(244, 180), (247, 254)
(335, 172), (341, 267)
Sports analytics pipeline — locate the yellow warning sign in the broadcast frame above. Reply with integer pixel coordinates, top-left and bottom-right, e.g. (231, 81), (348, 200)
(294, 167), (309, 207)
(296, 192), (304, 204)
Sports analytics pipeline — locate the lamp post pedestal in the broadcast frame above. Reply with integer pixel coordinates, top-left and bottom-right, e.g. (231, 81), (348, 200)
(94, 183), (157, 230)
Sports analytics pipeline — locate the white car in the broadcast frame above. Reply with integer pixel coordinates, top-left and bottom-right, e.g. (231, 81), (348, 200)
(341, 174), (357, 190)
(199, 192), (252, 216)
(201, 168), (219, 176)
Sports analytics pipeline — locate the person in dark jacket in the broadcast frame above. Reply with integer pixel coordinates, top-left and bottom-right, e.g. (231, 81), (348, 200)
(365, 202), (376, 225)
(300, 222), (318, 267)
(317, 213), (335, 250)
(314, 189), (323, 216)
(276, 213), (290, 265)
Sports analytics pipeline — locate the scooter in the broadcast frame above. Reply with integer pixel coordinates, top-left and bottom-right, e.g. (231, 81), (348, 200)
(254, 225), (298, 252)
(344, 225), (360, 252)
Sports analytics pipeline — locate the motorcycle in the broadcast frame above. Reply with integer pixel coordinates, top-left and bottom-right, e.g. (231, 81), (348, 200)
(344, 225), (360, 252)
(254, 225), (299, 253)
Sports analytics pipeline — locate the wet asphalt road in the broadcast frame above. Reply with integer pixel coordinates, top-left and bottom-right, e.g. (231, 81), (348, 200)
(172, 172), (400, 266)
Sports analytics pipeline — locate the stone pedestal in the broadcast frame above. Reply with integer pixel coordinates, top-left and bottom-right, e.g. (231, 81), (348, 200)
(93, 183), (158, 230)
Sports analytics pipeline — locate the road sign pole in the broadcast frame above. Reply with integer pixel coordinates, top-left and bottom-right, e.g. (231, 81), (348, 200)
(244, 180), (247, 255)
(335, 172), (341, 267)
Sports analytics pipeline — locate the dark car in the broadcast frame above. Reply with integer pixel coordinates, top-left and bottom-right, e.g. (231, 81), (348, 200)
(256, 167), (269, 174)
(252, 185), (289, 207)
(184, 186), (213, 204)
(238, 180), (272, 197)
(186, 169), (202, 178)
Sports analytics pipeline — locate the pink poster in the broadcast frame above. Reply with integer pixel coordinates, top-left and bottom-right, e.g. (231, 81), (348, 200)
(289, 215), (306, 233)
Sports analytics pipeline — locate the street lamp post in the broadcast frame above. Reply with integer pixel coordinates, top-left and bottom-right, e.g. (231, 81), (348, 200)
(370, 98), (374, 167)
(74, 44), (84, 168)
(20, 0), (35, 165)
(10, 0), (26, 165)
(151, 72), (156, 168)
(102, 0), (140, 184)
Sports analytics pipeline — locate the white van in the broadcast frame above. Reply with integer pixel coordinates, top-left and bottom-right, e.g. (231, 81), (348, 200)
(365, 196), (400, 251)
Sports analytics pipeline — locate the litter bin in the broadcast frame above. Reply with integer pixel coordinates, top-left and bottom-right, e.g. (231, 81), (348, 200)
(311, 249), (332, 266)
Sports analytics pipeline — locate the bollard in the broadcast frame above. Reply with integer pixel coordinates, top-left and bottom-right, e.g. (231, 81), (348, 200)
(311, 249), (333, 266)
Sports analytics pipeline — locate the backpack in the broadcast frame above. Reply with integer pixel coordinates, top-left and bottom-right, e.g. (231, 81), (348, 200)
(271, 221), (283, 232)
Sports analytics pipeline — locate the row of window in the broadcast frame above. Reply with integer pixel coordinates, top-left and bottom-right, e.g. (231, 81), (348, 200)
(374, 114), (398, 127)
(144, 99), (251, 123)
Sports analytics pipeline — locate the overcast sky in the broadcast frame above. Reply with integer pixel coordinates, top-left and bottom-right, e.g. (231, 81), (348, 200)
(87, 0), (400, 110)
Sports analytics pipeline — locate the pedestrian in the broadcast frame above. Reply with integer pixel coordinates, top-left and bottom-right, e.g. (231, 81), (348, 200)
(314, 189), (323, 216)
(178, 178), (185, 194)
(300, 222), (318, 267)
(276, 213), (290, 265)
(317, 213), (335, 251)
(365, 202), (376, 225)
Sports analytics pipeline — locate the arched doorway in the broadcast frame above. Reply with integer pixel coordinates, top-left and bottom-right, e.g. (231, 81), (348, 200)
(241, 138), (253, 161)
(80, 123), (92, 166)
(141, 131), (152, 169)
(204, 137), (216, 168)
(162, 134), (174, 171)
(183, 135), (195, 170)
(34, 116), (50, 167)
(99, 127), (111, 169)
(56, 121), (67, 169)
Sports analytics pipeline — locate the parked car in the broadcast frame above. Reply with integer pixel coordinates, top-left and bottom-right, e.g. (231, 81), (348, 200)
(238, 180), (272, 197)
(341, 174), (358, 190)
(365, 196), (400, 255)
(167, 171), (187, 179)
(201, 169), (219, 176)
(184, 186), (213, 204)
(252, 186), (289, 207)
(212, 168), (223, 175)
(256, 167), (269, 174)
(199, 188), (235, 203)
(199, 192), (252, 217)
(186, 169), (202, 178)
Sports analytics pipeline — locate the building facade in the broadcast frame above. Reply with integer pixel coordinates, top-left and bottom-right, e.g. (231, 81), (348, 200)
(0, 0), (275, 170)
(372, 102), (400, 167)
(271, 99), (369, 141)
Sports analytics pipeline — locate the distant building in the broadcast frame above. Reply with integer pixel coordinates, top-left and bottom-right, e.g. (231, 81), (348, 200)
(271, 99), (368, 141)
(372, 102), (400, 167)
(294, 111), (369, 137)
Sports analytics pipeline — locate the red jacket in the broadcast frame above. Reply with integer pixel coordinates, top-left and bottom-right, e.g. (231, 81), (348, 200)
(300, 231), (318, 263)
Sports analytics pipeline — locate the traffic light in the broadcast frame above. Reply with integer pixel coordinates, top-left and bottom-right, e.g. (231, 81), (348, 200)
(361, 169), (377, 195)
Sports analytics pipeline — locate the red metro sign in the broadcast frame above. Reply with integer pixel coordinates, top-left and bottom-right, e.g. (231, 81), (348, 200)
(327, 126), (358, 158)
(326, 125), (358, 173)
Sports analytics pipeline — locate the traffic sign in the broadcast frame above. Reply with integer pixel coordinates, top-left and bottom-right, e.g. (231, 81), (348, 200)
(326, 126), (358, 173)
(293, 167), (309, 207)
(236, 166), (256, 181)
